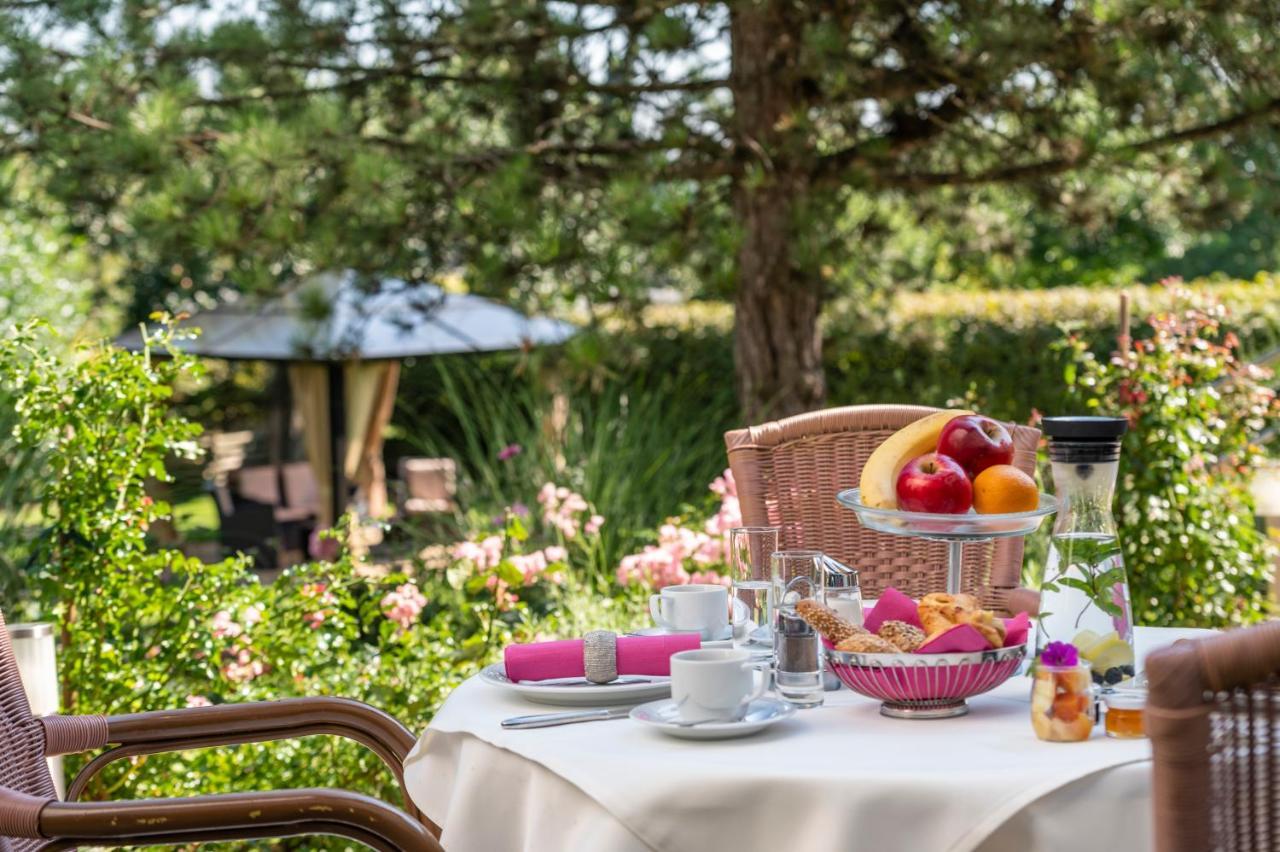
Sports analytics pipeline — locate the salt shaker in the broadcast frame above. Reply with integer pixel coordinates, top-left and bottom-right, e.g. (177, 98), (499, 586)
(819, 555), (864, 628)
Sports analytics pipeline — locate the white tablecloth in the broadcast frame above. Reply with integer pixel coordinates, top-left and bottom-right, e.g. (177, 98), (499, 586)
(406, 627), (1211, 852)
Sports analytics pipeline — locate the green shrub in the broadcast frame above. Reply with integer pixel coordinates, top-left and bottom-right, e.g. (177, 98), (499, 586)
(825, 275), (1280, 421)
(0, 319), (638, 838)
(1060, 286), (1278, 626)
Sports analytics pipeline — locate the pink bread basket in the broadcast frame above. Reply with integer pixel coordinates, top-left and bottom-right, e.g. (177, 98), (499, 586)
(826, 644), (1026, 719)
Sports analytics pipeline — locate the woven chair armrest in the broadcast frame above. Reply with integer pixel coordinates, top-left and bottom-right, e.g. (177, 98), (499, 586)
(102, 696), (416, 755)
(37, 787), (441, 851)
(0, 785), (47, 840)
(62, 696), (434, 834)
(1148, 620), (1280, 710)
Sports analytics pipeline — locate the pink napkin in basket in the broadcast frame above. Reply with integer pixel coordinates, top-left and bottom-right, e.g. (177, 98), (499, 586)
(863, 587), (921, 633)
(503, 633), (700, 682)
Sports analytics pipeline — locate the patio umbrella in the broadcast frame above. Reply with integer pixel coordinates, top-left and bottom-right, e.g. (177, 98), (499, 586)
(117, 271), (576, 526)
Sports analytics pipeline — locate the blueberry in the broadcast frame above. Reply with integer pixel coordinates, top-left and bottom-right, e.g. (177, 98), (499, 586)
(1104, 667), (1125, 685)
(1092, 670), (1105, 684)
(1121, 665), (1135, 676)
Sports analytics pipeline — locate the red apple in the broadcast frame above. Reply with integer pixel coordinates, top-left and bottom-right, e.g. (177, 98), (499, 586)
(937, 415), (1014, 478)
(895, 453), (973, 513)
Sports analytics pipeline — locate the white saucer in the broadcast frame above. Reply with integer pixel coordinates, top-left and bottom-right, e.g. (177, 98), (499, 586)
(480, 664), (672, 706)
(631, 625), (734, 643)
(629, 697), (795, 740)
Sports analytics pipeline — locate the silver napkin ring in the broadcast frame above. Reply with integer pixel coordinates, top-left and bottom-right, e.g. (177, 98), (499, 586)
(583, 630), (618, 684)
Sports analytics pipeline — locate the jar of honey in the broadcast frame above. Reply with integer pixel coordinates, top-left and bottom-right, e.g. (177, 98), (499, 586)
(1103, 690), (1146, 739)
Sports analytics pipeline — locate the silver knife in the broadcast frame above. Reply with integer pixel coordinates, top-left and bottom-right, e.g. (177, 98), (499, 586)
(501, 707), (632, 729)
(515, 675), (667, 687)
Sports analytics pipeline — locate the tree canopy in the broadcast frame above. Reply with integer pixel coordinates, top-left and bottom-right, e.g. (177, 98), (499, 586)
(4, 1), (1280, 416)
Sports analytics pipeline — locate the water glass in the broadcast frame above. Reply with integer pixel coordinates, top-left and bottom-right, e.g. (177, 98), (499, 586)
(728, 526), (779, 648)
(771, 550), (824, 708)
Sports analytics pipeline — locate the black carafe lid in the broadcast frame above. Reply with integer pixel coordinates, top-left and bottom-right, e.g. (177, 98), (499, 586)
(1042, 416), (1127, 462)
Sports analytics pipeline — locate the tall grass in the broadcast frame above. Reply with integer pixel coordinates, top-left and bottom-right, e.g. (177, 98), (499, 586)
(395, 336), (737, 577)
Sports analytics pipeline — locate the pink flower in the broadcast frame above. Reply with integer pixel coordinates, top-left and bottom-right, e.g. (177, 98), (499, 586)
(452, 535), (504, 570)
(222, 649), (264, 683)
(536, 481), (593, 539)
(308, 528), (342, 562)
(709, 468), (737, 499)
(485, 575), (520, 610)
(381, 582), (427, 630)
(186, 695), (212, 708)
(211, 610), (242, 640)
(304, 610), (327, 630)
(689, 570), (730, 587)
(511, 551), (549, 585)
(585, 514), (605, 535)
(242, 604), (264, 627)
(497, 443), (523, 461)
(543, 545), (568, 563)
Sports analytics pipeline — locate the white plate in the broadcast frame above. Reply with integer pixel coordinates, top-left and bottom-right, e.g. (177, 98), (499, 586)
(480, 664), (672, 706)
(630, 697), (795, 740)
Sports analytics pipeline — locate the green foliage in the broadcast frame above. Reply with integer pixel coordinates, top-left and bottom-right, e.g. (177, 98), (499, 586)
(0, 321), (641, 831)
(825, 277), (1280, 422)
(1061, 287), (1278, 626)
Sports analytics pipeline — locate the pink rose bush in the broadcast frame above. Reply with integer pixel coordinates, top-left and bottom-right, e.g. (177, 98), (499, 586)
(616, 469), (740, 588)
(381, 582), (427, 630)
(447, 481), (602, 609)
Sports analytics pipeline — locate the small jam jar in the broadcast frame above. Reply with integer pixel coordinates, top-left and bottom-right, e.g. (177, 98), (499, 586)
(1103, 690), (1147, 739)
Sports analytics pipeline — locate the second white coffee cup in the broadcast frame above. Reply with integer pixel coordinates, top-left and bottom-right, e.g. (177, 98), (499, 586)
(649, 583), (729, 640)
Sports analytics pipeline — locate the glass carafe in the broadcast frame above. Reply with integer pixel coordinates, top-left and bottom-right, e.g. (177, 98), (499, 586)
(1037, 417), (1136, 690)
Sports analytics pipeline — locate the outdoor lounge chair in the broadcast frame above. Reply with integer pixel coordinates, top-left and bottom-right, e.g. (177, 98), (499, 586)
(0, 610), (441, 850)
(725, 404), (1042, 615)
(1147, 620), (1280, 852)
(397, 458), (457, 516)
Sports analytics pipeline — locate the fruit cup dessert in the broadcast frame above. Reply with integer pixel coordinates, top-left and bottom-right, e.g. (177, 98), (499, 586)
(1031, 642), (1095, 742)
(859, 410), (1039, 515)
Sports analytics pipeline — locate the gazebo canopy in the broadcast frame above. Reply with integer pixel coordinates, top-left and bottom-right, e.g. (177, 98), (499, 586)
(116, 270), (577, 361)
(116, 271), (576, 532)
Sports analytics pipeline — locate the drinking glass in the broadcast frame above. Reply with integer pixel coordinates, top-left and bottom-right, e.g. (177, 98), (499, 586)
(771, 550), (824, 708)
(728, 526), (779, 649)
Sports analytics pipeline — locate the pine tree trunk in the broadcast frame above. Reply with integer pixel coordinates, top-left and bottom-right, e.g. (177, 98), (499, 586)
(729, 1), (825, 422)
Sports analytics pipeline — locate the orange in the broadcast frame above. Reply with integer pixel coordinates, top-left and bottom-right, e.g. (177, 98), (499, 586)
(972, 464), (1038, 514)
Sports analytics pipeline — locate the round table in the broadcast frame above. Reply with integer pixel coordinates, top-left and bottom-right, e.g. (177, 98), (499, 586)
(405, 627), (1209, 852)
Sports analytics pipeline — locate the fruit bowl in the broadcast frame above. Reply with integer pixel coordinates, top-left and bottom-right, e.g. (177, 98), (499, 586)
(826, 644), (1027, 719)
(836, 488), (1057, 541)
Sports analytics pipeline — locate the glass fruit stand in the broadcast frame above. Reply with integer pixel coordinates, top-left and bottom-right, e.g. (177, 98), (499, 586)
(835, 489), (1058, 595)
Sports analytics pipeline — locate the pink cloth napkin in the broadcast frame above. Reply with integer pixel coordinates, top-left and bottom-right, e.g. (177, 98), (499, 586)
(864, 587), (1032, 653)
(863, 587), (921, 633)
(503, 633), (700, 682)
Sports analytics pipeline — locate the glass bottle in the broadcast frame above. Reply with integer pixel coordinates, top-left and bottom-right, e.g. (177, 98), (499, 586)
(1037, 416), (1136, 690)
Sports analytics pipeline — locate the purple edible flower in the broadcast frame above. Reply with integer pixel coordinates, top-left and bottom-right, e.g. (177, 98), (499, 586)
(1040, 641), (1080, 668)
(497, 443), (523, 461)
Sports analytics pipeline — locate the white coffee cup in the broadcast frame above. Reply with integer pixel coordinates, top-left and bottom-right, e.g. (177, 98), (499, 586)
(649, 584), (729, 640)
(670, 648), (769, 724)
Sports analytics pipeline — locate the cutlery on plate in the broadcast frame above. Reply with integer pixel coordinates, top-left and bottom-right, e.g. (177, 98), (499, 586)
(501, 708), (632, 729)
(515, 675), (668, 687)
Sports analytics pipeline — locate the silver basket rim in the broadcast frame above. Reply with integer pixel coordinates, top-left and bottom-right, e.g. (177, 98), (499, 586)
(826, 643), (1027, 668)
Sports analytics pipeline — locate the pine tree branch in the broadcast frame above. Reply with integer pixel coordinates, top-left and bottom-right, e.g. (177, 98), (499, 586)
(869, 97), (1280, 190)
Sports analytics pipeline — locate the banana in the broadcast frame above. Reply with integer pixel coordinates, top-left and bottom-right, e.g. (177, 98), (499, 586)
(858, 409), (973, 508)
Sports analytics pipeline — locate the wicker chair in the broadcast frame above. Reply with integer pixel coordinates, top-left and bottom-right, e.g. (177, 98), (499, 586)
(1147, 621), (1280, 852)
(724, 404), (1041, 614)
(0, 610), (440, 851)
